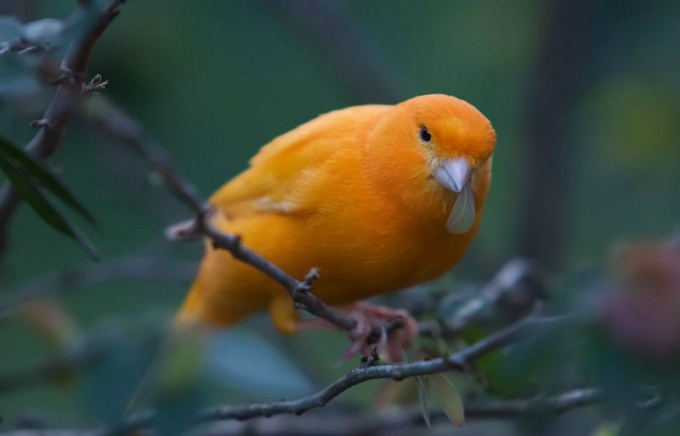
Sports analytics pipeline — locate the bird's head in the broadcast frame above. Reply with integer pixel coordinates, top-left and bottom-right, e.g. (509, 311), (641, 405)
(365, 94), (496, 234)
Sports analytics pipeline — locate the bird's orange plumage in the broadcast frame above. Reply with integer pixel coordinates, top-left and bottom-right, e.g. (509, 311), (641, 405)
(177, 94), (496, 334)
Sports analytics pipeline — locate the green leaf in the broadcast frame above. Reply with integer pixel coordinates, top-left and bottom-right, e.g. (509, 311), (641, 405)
(416, 376), (432, 430)
(426, 374), (465, 427)
(0, 136), (98, 227)
(0, 142), (98, 260)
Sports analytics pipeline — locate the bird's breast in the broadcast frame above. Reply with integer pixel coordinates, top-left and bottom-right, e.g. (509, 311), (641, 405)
(306, 185), (477, 305)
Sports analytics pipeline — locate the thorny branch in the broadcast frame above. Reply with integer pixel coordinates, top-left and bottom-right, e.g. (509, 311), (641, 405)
(0, 0), (126, 255)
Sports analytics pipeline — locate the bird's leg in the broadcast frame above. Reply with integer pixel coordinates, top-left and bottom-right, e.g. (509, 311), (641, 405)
(344, 303), (419, 363)
(297, 303), (418, 363)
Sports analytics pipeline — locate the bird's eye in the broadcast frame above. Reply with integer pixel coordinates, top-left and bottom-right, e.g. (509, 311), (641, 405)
(419, 126), (432, 143)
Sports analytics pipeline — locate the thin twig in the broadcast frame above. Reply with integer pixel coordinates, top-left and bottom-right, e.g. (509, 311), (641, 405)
(0, 0), (126, 255)
(84, 98), (360, 334)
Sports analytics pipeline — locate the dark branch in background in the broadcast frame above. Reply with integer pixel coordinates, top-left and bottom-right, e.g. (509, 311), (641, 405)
(0, 0), (126, 256)
(0, 257), (196, 319)
(262, 0), (405, 104)
(419, 258), (548, 337)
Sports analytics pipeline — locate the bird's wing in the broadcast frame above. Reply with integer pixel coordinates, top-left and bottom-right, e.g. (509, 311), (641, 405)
(209, 105), (390, 218)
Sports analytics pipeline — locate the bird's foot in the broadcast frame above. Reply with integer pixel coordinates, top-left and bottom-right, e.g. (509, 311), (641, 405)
(342, 303), (418, 363)
(295, 304), (419, 363)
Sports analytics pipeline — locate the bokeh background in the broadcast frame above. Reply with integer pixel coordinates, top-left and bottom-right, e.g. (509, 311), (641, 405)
(1, 1), (679, 434)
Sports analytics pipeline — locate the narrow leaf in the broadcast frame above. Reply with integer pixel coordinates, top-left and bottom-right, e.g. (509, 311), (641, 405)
(0, 153), (72, 235)
(0, 136), (97, 227)
(426, 374), (465, 427)
(416, 376), (432, 430)
(0, 154), (99, 260)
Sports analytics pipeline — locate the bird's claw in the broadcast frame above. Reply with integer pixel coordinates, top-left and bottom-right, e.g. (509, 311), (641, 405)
(296, 304), (419, 363)
(342, 304), (418, 363)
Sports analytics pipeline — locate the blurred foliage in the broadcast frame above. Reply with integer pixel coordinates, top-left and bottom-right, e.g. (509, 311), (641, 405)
(0, 1), (679, 435)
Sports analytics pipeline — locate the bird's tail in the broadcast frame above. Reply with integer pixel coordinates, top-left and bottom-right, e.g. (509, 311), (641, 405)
(174, 281), (208, 326)
(174, 280), (248, 328)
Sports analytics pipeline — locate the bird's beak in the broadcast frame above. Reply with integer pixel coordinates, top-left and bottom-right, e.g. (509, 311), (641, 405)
(433, 158), (476, 234)
(433, 158), (471, 193)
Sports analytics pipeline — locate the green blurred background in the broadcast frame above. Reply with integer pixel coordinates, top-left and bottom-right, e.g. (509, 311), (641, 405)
(0, 0), (679, 432)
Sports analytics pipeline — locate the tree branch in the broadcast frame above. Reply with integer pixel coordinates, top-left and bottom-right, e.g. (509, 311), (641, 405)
(0, 0), (126, 256)
(0, 308), (579, 433)
(85, 99), (361, 334)
(106, 315), (559, 435)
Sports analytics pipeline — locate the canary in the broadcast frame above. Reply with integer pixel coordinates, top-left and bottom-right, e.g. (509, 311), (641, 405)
(176, 94), (496, 356)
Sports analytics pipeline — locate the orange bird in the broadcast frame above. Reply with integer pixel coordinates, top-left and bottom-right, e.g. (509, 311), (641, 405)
(177, 94), (496, 358)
